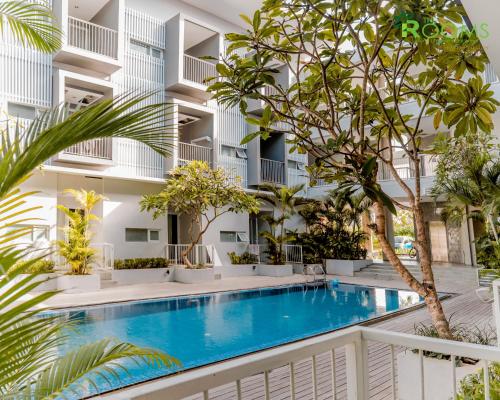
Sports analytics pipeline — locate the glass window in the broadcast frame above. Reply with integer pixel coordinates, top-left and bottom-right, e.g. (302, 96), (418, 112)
(220, 231), (237, 242)
(236, 232), (249, 242)
(236, 148), (247, 159)
(221, 145), (236, 157)
(8, 102), (37, 120)
(149, 230), (160, 241)
(288, 160), (298, 169)
(125, 228), (148, 242)
(130, 39), (150, 55)
(151, 48), (163, 59)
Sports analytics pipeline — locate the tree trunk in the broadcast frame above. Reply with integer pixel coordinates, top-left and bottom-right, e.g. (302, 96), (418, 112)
(372, 202), (453, 339)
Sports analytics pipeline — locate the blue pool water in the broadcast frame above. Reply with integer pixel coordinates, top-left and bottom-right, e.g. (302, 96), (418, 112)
(54, 282), (422, 397)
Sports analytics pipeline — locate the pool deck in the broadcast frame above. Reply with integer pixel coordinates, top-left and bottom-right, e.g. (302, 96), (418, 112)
(42, 263), (493, 400)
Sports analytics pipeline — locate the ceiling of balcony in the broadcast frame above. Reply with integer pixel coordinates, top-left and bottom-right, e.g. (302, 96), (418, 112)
(181, 0), (262, 28)
(68, 0), (109, 21)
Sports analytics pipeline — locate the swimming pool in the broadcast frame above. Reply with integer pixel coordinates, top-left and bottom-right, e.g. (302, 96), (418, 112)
(56, 282), (423, 397)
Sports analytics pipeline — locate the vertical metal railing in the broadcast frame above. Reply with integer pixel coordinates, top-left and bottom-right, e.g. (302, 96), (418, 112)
(484, 63), (499, 84)
(91, 243), (115, 270)
(284, 244), (303, 264)
(67, 16), (118, 59)
(261, 158), (286, 184)
(64, 138), (113, 160)
(178, 142), (212, 165)
(377, 155), (437, 181)
(165, 244), (214, 266)
(183, 54), (217, 85)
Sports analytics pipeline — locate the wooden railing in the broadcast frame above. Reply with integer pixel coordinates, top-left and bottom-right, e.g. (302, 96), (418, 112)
(178, 142), (212, 165)
(63, 138), (112, 160)
(100, 325), (500, 400)
(183, 54), (217, 85)
(67, 16), (118, 59)
(261, 158), (285, 185)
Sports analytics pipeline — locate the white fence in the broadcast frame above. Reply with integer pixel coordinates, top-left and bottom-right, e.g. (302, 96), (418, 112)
(165, 244), (215, 266)
(178, 142), (212, 165)
(261, 158), (286, 185)
(67, 16), (118, 59)
(100, 325), (500, 400)
(249, 244), (303, 264)
(183, 54), (217, 86)
(377, 155), (438, 181)
(63, 138), (113, 160)
(91, 242), (114, 270)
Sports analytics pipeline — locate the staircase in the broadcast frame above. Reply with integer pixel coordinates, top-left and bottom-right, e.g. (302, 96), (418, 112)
(354, 261), (478, 288)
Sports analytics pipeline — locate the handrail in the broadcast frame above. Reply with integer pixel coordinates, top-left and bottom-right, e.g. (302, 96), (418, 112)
(67, 16), (118, 59)
(260, 158), (285, 185)
(178, 142), (212, 164)
(99, 325), (500, 400)
(68, 16), (118, 33)
(183, 54), (217, 85)
(64, 138), (113, 160)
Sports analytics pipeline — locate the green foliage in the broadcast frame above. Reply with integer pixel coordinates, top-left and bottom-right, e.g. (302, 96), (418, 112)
(458, 362), (500, 399)
(141, 161), (260, 267)
(291, 190), (369, 263)
(0, 0), (62, 53)
(114, 258), (169, 270)
(11, 258), (55, 274)
(475, 236), (500, 269)
(57, 189), (104, 275)
(256, 184), (306, 265)
(393, 209), (415, 237)
(227, 251), (259, 265)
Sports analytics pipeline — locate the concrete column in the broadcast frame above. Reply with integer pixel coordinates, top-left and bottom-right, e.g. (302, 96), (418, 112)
(384, 208), (395, 261)
(361, 212), (373, 259)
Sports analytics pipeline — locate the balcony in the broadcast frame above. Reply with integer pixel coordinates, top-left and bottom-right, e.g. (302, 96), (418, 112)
(166, 15), (220, 100)
(178, 142), (212, 166)
(53, 0), (122, 74)
(261, 158), (286, 185)
(248, 85), (281, 115)
(377, 155), (438, 181)
(56, 138), (113, 166)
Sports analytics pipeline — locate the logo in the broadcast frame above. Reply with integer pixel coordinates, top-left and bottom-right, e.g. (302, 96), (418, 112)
(394, 12), (489, 41)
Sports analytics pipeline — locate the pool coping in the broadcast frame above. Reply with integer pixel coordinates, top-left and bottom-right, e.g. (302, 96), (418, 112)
(73, 282), (453, 399)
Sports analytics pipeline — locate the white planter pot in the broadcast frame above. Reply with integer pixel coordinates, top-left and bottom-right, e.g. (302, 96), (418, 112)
(111, 268), (174, 285)
(174, 267), (214, 284)
(299, 264), (323, 275)
(214, 264), (258, 278)
(325, 259), (371, 276)
(397, 351), (480, 400)
(57, 274), (101, 293)
(4, 273), (59, 292)
(256, 264), (294, 277)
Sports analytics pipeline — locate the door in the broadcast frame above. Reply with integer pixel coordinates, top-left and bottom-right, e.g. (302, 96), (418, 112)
(168, 214), (179, 245)
(429, 221), (448, 262)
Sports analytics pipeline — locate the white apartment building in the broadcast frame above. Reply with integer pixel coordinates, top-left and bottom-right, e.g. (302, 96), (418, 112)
(0, 0), (497, 267)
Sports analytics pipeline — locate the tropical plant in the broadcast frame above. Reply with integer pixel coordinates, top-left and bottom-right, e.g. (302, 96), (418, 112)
(458, 362), (500, 399)
(0, 0), (62, 53)
(292, 190), (369, 263)
(114, 258), (169, 270)
(227, 251), (259, 265)
(208, 0), (500, 339)
(141, 161), (260, 268)
(57, 189), (104, 275)
(11, 258), (54, 274)
(256, 183), (306, 265)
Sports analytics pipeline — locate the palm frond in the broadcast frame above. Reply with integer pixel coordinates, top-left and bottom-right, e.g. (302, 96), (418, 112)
(0, 93), (175, 198)
(0, 1), (61, 53)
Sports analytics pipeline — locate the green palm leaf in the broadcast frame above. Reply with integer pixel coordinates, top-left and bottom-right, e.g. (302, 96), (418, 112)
(1, 93), (175, 198)
(0, 0), (62, 53)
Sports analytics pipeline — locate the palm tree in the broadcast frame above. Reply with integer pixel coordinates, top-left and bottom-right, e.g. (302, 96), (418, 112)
(0, 0), (62, 53)
(256, 184), (306, 264)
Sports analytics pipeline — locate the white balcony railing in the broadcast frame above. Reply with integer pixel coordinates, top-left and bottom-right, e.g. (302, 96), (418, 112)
(484, 63), (499, 84)
(261, 158), (286, 185)
(101, 325), (500, 400)
(90, 242), (114, 270)
(67, 16), (118, 59)
(249, 244), (303, 264)
(165, 244), (215, 266)
(178, 142), (212, 165)
(377, 155), (437, 181)
(63, 138), (113, 160)
(183, 54), (217, 86)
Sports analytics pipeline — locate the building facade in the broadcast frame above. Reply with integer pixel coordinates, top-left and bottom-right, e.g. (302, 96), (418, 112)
(0, 0), (497, 267)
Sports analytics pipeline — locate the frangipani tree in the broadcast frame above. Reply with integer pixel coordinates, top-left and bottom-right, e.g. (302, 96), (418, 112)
(209, 0), (499, 338)
(141, 161), (260, 268)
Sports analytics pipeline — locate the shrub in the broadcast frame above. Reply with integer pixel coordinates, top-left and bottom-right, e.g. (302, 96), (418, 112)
(12, 259), (55, 274)
(114, 258), (169, 270)
(457, 362), (500, 399)
(228, 251), (259, 265)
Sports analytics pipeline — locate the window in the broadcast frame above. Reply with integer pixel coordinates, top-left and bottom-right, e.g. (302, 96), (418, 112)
(288, 160), (298, 169)
(8, 102), (37, 120)
(149, 230), (160, 241)
(5, 225), (49, 242)
(125, 228), (148, 242)
(220, 231), (249, 243)
(236, 148), (247, 159)
(130, 39), (163, 58)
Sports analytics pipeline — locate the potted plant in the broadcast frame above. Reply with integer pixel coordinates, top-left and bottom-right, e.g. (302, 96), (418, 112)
(111, 258), (173, 285)
(57, 189), (103, 292)
(141, 161), (260, 283)
(398, 322), (496, 400)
